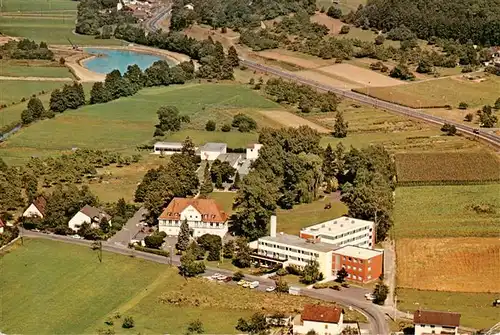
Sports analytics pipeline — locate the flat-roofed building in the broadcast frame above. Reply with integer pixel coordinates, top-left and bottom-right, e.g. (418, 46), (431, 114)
(153, 142), (183, 155)
(332, 245), (383, 283)
(300, 216), (375, 249)
(200, 142), (227, 161)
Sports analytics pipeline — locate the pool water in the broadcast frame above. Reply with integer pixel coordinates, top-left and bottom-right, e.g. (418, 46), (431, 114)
(83, 48), (173, 74)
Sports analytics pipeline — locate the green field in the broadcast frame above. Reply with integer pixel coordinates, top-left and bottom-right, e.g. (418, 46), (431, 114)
(0, 0), (77, 12)
(356, 75), (500, 109)
(309, 103), (481, 152)
(1, 238), (365, 334)
(393, 184), (500, 239)
(208, 191), (237, 214)
(0, 80), (66, 106)
(0, 61), (73, 78)
(0, 83), (280, 164)
(277, 195), (348, 234)
(0, 16), (125, 45)
(396, 288), (499, 329)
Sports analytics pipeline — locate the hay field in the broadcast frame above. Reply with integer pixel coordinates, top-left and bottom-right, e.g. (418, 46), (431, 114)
(317, 63), (403, 87)
(355, 75), (500, 108)
(256, 49), (334, 69)
(0, 80), (66, 106)
(395, 151), (500, 184)
(396, 238), (500, 293)
(259, 110), (331, 133)
(394, 184), (500, 239)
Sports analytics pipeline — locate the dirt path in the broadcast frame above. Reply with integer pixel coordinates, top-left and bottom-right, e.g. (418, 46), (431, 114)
(258, 110), (331, 133)
(0, 75), (72, 82)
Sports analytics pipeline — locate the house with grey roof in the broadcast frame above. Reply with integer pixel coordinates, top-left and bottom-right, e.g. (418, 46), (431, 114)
(68, 205), (112, 231)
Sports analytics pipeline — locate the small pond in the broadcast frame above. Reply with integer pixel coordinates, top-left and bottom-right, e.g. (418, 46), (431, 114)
(83, 48), (175, 74)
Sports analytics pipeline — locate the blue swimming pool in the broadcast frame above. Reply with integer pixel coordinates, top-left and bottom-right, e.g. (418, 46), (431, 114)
(83, 48), (174, 74)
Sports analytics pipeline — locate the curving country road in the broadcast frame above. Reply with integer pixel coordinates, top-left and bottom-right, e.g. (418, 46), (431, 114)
(22, 231), (390, 334)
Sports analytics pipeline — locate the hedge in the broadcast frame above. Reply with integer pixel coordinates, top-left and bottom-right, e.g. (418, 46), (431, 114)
(133, 245), (170, 257)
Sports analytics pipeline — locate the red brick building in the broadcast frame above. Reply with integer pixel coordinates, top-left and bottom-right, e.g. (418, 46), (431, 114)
(332, 246), (383, 283)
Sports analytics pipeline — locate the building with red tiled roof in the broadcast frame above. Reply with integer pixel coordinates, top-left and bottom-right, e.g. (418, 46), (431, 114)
(293, 304), (345, 335)
(158, 197), (228, 238)
(0, 218), (5, 234)
(414, 310), (461, 335)
(22, 195), (47, 219)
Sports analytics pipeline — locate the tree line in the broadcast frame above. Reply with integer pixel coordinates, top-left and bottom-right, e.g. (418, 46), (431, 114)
(76, 0), (137, 36)
(348, 0), (500, 46)
(0, 39), (53, 60)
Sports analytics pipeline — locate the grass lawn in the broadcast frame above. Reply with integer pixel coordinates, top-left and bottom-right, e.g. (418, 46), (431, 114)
(1, 238), (366, 334)
(208, 191), (237, 214)
(0, 83), (280, 163)
(0, 0), (77, 12)
(310, 102), (481, 152)
(355, 75), (500, 109)
(393, 184), (500, 239)
(0, 79), (66, 106)
(0, 60), (74, 78)
(0, 17), (125, 45)
(396, 288), (499, 329)
(276, 195), (347, 234)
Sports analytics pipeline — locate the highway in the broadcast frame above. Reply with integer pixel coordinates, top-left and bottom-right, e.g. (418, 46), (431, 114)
(22, 231), (390, 334)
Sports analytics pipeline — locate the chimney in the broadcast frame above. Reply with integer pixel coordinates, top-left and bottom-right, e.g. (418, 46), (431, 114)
(270, 215), (277, 237)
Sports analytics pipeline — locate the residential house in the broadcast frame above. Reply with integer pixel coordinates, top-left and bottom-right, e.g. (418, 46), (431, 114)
(199, 142), (227, 161)
(293, 304), (344, 335)
(217, 153), (242, 170)
(22, 195), (47, 218)
(0, 218), (4, 234)
(413, 310), (461, 335)
(68, 205), (112, 231)
(158, 198), (228, 237)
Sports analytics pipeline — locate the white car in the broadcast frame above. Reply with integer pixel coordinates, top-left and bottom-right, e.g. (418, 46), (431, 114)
(71, 234), (82, 239)
(364, 293), (375, 301)
(242, 282), (250, 288)
(237, 280), (246, 286)
(249, 281), (259, 289)
(266, 286), (276, 292)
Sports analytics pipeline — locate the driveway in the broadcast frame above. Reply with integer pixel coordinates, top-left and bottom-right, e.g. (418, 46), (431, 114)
(108, 207), (148, 246)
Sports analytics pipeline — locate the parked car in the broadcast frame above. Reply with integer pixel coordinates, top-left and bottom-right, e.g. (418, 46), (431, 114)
(242, 282), (251, 288)
(71, 234), (82, 239)
(364, 293), (375, 301)
(237, 280), (246, 286)
(249, 281), (260, 289)
(222, 276), (232, 282)
(266, 286), (276, 292)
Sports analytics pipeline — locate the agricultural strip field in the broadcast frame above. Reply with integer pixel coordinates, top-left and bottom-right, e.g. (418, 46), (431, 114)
(396, 289), (499, 329)
(396, 237), (500, 293)
(276, 194), (347, 234)
(1, 238), (365, 334)
(317, 63), (403, 87)
(259, 110), (331, 133)
(308, 102), (481, 152)
(395, 151), (500, 184)
(0, 83), (281, 164)
(0, 17), (125, 45)
(393, 184), (500, 239)
(0, 61), (73, 78)
(354, 75), (500, 109)
(0, 79), (66, 106)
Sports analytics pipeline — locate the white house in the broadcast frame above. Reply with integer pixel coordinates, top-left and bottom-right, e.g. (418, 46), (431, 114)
(200, 143), (227, 161)
(22, 195), (47, 218)
(246, 143), (263, 160)
(158, 198), (228, 238)
(414, 310), (461, 335)
(293, 304), (344, 335)
(69, 205), (112, 231)
(153, 142), (183, 155)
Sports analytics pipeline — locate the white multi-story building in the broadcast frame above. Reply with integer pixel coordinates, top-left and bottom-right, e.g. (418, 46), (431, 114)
(300, 216), (375, 249)
(293, 304), (344, 335)
(254, 216), (335, 278)
(158, 198), (228, 238)
(414, 310), (461, 335)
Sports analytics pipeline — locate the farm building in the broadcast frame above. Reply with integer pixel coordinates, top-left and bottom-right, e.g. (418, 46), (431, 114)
(153, 142), (183, 155)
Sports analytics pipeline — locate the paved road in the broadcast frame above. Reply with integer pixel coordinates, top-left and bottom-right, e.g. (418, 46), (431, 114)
(23, 231), (389, 334)
(108, 207), (147, 246)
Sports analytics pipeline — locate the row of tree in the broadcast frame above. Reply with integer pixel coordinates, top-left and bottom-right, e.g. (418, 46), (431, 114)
(76, 0), (137, 36)
(0, 39), (53, 60)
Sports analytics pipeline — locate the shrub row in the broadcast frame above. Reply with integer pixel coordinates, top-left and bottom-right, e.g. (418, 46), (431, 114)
(133, 245), (170, 257)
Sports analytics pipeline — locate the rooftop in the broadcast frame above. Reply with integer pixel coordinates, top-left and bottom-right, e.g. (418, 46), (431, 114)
(301, 216), (374, 236)
(259, 233), (336, 253)
(333, 245), (382, 260)
(200, 142), (227, 152)
(33, 195), (47, 216)
(301, 304), (343, 324)
(158, 197), (228, 223)
(413, 310), (461, 327)
(153, 141), (183, 148)
(217, 153), (242, 167)
(80, 205), (111, 221)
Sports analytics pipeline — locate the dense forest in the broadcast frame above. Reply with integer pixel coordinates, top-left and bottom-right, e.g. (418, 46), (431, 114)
(169, 0), (316, 30)
(348, 0), (500, 45)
